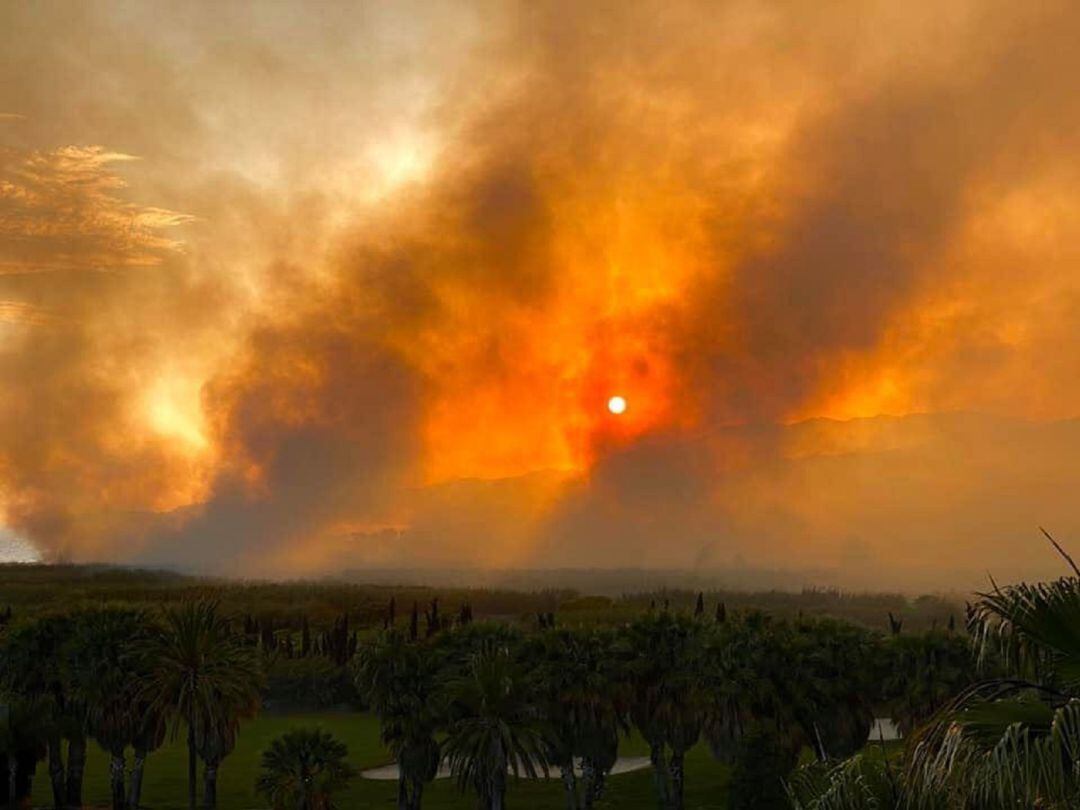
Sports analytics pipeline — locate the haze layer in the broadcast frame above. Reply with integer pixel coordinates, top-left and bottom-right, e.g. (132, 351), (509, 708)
(3, 1), (1080, 587)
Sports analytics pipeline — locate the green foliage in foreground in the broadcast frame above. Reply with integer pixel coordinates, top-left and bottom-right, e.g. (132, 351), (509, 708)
(789, 565), (1080, 809)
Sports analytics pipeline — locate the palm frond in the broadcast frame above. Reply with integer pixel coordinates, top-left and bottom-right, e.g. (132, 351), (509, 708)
(907, 697), (1080, 809)
(970, 578), (1080, 689)
(787, 752), (900, 810)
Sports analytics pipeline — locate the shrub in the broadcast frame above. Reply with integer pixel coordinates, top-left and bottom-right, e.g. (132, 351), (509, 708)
(255, 727), (355, 810)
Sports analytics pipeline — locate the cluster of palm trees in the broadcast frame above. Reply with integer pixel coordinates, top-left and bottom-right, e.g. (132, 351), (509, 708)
(0, 593), (985, 810)
(356, 607), (974, 810)
(0, 602), (263, 810)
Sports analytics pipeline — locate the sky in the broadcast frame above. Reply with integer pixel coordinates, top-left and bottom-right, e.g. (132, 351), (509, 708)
(3, 0), (1080, 589)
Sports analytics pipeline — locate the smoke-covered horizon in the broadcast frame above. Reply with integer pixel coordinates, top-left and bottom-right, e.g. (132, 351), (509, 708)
(4, 1), (1080, 588)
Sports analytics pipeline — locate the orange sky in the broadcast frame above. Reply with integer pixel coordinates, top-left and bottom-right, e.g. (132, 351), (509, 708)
(3, 1), (1080, 588)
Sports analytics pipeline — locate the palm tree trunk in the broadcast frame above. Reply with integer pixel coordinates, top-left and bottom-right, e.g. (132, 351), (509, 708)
(65, 734), (86, 810)
(8, 754), (18, 807)
(202, 759), (218, 810)
(396, 774), (409, 810)
(186, 722), (197, 810)
(408, 780), (423, 810)
(128, 748), (147, 810)
(46, 735), (64, 810)
(649, 742), (669, 810)
(560, 759), (579, 810)
(109, 751), (126, 810)
(581, 758), (605, 809)
(667, 750), (684, 810)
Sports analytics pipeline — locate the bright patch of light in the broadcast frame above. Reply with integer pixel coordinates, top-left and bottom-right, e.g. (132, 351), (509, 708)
(144, 377), (209, 450)
(0, 528), (40, 563)
(607, 395), (627, 415)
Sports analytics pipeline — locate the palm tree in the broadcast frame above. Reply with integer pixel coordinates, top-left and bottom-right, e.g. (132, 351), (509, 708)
(67, 609), (162, 810)
(254, 727), (354, 810)
(790, 618), (883, 761)
(618, 612), (704, 810)
(141, 602), (263, 810)
(905, 572), (1080, 808)
(194, 704), (247, 810)
(0, 615), (86, 810)
(354, 630), (441, 810)
(530, 630), (586, 810)
(441, 643), (549, 810)
(528, 628), (625, 810)
(0, 696), (47, 808)
(128, 709), (167, 810)
(698, 613), (815, 809)
(883, 630), (977, 737)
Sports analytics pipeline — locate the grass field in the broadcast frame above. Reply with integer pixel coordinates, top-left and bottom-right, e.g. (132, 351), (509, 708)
(31, 712), (731, 809)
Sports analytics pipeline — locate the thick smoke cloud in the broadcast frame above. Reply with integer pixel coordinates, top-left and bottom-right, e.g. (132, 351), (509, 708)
(3, 1), (1080, 588)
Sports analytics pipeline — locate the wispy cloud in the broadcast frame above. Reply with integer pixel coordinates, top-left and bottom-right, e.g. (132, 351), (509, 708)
(0, 145), (190, 274)
(0, 300), (56, 326)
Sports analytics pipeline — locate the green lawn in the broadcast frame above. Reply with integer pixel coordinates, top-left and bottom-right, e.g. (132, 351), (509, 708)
(31, 713), (730, 809)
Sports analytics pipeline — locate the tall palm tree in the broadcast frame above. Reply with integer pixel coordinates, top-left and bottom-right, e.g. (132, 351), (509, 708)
(699, 613), (816, 809)
(790, 619), (882, 761)
(528, 628), (625, 810)
(255, 727), (355, 810)
(141, 602), (263, 810)
(354, 630), (441, 810)
(441, 644), (549, 810)
(128, 708), (167, 810)
(618, 612), (704, 810)
(529, 630), (586, 810)
(68, 609), (161, 810)
(0, 695), (47, 808)
(0, 615), (85, 810)
(195, 714), (244, 810)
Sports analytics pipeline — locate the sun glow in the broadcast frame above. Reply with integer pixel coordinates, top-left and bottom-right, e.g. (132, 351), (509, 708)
(607, 395), (627, 415)
(143, 378), (210, 452)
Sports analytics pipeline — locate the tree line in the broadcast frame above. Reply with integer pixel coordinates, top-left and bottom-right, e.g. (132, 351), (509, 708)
(357, 605), (975, 810)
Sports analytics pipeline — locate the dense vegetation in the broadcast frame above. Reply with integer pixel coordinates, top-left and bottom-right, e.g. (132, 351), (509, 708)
(0, 564), (979, 809)
(0, 563), (962, 632)
(789, 568), (1080, 809)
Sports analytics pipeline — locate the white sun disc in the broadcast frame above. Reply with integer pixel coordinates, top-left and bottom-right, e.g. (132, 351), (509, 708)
(607, 395), (627, 415)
